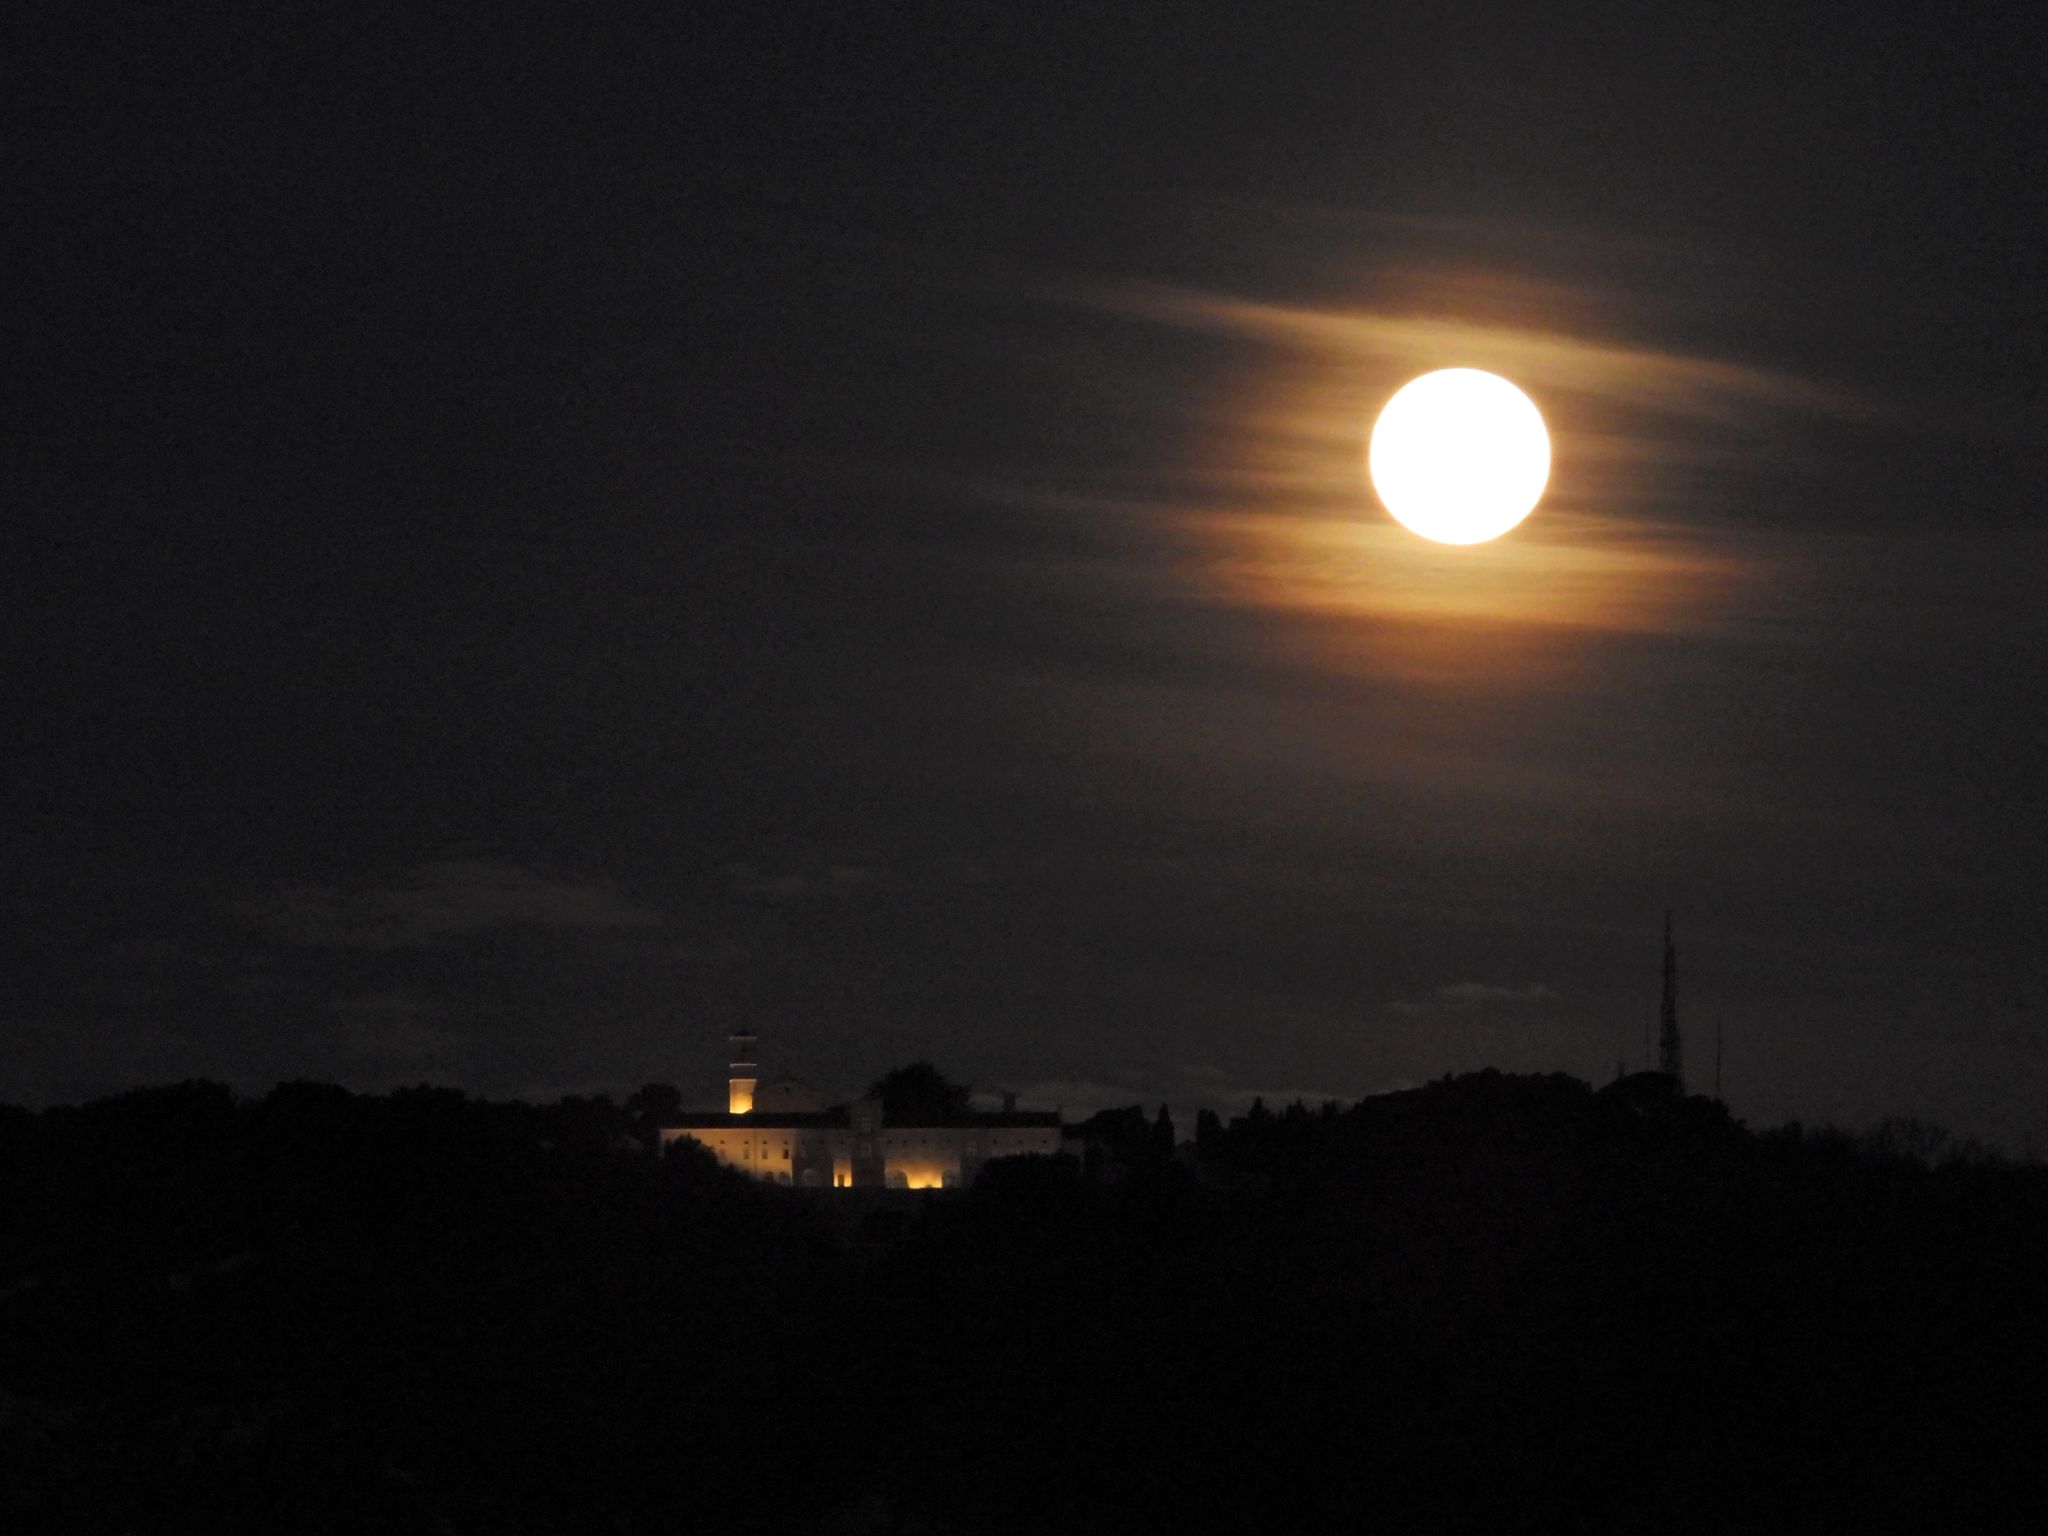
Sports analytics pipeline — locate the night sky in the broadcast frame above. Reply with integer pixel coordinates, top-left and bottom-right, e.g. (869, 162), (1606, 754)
(7, 3), (2044, 1148)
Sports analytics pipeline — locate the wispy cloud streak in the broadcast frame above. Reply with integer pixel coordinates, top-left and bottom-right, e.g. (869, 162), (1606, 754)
(1093, 281), (1859, 421)
(1031, 269), (1854, 646)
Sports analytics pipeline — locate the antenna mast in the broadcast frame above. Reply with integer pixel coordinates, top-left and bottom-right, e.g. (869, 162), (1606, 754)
(1658, 909), (1683, 1090)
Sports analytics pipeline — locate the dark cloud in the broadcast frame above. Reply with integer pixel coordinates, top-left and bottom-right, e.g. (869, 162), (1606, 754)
(1431, 982), (1564, 1011)
(327, 991), (468, 1066)
(725, 861), (901, 903)
(236, 862), (660, 953)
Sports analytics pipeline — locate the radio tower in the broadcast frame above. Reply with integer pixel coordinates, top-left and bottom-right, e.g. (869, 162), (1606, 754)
(1658, 909), (1683, 1089)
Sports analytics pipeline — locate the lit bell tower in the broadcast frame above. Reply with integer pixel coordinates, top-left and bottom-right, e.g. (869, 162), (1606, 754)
(728, 1027), (758, 1115)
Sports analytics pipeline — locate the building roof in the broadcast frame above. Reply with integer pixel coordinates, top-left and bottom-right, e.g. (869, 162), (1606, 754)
(662, 1107), (1064, 1131)
(665, 1110), (848, 1130)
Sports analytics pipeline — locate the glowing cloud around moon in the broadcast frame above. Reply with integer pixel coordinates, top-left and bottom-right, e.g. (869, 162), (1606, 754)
(1368, 369), (1551, 544)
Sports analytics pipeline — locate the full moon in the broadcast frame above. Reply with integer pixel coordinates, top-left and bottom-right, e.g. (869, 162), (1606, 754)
(1368, 369), (1551, 545)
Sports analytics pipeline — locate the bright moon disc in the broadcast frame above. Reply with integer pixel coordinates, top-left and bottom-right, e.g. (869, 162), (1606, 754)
(1368, 368), (1550, 544)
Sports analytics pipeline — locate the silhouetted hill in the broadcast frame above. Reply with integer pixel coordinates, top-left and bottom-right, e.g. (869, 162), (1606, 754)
(2, 1074), (2042, 1533)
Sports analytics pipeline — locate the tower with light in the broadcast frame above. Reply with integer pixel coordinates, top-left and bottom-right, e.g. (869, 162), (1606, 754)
(728, 1027), (758, 1115)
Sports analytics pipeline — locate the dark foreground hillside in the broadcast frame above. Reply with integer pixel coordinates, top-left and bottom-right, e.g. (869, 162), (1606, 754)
(3, 1073), (2043, 1534)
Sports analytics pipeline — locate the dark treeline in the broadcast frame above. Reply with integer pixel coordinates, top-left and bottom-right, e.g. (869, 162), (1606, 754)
(3, 1072), (2043, 1533)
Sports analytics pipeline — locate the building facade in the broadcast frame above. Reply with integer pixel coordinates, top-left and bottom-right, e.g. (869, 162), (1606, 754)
(659, 1035), (1067, 1189)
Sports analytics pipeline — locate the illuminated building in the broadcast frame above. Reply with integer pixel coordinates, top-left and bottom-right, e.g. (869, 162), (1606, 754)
(659, 1032), (1068, 1189)
(726, 1027), (757, 1114)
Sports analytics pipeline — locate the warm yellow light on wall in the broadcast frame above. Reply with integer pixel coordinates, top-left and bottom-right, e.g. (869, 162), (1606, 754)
(887, 1157), (959, 1190)
(728, 1079), (756, 1114)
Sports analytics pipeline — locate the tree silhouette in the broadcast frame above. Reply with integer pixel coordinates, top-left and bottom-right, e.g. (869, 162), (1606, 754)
(625, 1082), (683, 1148)
(1151, 1103), (1176, 1161)
(6, 1068), (2041, 1535)
(866, 1062), (972, 1124)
